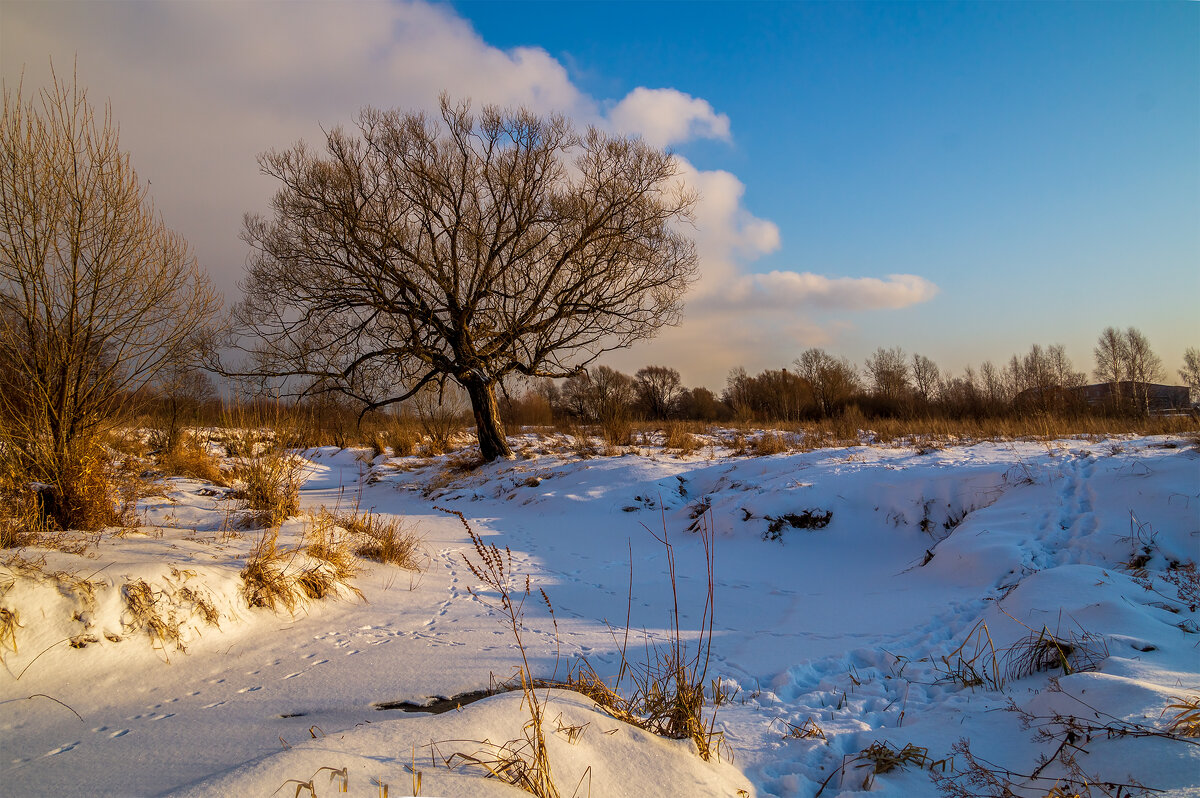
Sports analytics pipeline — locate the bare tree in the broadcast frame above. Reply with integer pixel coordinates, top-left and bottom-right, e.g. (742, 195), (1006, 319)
(634, 365), (683, 420)
(233, 97), (697, 461)
(1123, 327), (1163, 415)
(588, 366), (637, 427)
(1093, 326), (1131, 412)
(1180, 347), (1200, 404)
(910, 353), (941, 405)
(0, 67), (219, 526)
(863, 347), (911, 405)
(1093, 327), (1128, 386)
(793, 348), (858, 418)
(979, 360), (1010, 410)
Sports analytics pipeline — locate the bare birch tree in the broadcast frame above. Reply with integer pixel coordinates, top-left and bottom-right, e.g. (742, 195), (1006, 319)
(234, 97), (697, 461)
(0, 67), (220, 527)
(1180, 347), (1200, 404)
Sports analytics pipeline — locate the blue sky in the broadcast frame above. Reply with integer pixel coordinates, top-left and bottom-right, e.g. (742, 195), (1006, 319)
(3, 0), (1196, 389)
(452, 1), (1199, 381)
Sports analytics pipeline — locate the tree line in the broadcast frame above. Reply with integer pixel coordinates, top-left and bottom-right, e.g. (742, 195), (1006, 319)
(498, 333), (1197, 427)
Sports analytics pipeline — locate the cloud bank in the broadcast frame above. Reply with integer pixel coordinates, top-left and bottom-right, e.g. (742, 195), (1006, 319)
(1, 0), (938, 388)
(716, 272), (939, 312)
(609, 88), (732, 149)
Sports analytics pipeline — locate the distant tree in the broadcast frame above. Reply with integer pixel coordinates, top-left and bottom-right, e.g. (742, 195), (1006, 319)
(589, 366), (637, 426)
(558, 371), (593, 420)
(939, 366), (984, 418)
(1180, 347), (1200, 403)
(233, 96), (697, 461)
(1123, 328), (1163, 415)
(793, 348), (858, 418)
(1094, 326), (1131, 412)
(0, 68), (219, 527)
(1046, 344), (1085, 392)
(979, 360), (1010, 410)
(154, 355), (217, 453)
(863, 347), (911, 409)
(1010, 344), (1083, 414)
(675, 386), (726, 422)
(910, 353), (941, 405)
(634, 366), (683, 420)
(722, 367), (755, 421)
(557, 366), (636, 424)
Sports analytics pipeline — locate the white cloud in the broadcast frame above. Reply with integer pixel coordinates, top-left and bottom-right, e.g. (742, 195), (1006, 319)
(608, 87), (732, 149)
(1, 0), (938, 389)
(717, 272), (940, 312)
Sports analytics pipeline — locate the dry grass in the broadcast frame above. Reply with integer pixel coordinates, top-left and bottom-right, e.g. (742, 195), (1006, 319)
(559, 512), (726, 762)
(777, 716), (826, 741)
(935, 620), (1004, 691)
(158, 433), (226, 485)
(0, 605), (20, 660)
(663, 423), (703, 455)
(749, 431), (793, 456)
(321, 508), (423, 570)
(240, 530), (301, 613)
(1163, 696), (1200, 737)
(122, 578), (184, 652)
(450, 507), (560, 798)
(0, 484), (48, 550)
(620, 413), (1197, 454)
(230, 439), (303, 528)
(1002, 625), (1107, 682)
(240, 526), (362, 614)
(817, 740), (948, 796)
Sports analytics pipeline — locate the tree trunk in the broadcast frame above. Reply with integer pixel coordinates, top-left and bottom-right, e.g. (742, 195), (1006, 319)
(463, 377), (512, 461)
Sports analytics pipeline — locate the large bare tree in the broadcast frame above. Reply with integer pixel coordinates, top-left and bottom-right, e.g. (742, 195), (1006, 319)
(0, 68), (219, 526)
(235, 97), (697, 460)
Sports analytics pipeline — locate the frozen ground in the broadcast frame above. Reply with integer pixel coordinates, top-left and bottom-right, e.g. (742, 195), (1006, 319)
(1, 431), (1198, 796)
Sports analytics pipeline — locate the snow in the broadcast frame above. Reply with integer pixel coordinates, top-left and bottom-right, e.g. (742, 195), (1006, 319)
(2, 432), (1198, 796)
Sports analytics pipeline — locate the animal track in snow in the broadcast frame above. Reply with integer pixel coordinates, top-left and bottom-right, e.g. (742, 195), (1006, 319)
(43, 742), (80, 757)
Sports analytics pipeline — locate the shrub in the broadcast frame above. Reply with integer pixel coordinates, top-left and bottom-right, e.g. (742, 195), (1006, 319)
(231, 438), (302, 528)
(331, 510), (423, 571)
(240, 527), (361, 613)
(663, 423), (703, 455)
(750, 431), (791, 456)
(158, 432), (226, 484)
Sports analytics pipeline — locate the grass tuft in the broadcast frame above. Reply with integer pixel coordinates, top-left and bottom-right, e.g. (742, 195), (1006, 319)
(158, 433), (226, 485)
(320, 509), (423, 571)
(241, 525), (363, 615)
(1163, 695), (1200, 737)
(123, 578), (185, 653)
(0, 605), (21, 660)
(231, 446), (302, 528)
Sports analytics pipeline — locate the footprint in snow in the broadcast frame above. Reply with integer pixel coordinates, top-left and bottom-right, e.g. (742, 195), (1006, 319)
(237, 686), (262, 694)
(283, 672), (303, 680)
(202, 701), (225, 709)
(109, 729), (130, 739)
(43, 742), (80, 757)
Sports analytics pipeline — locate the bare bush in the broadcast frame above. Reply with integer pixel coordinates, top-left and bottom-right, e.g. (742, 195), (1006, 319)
(0, 66), (219, 531)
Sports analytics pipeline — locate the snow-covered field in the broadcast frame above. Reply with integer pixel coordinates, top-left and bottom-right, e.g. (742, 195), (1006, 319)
(2, 431), (1198, 797)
